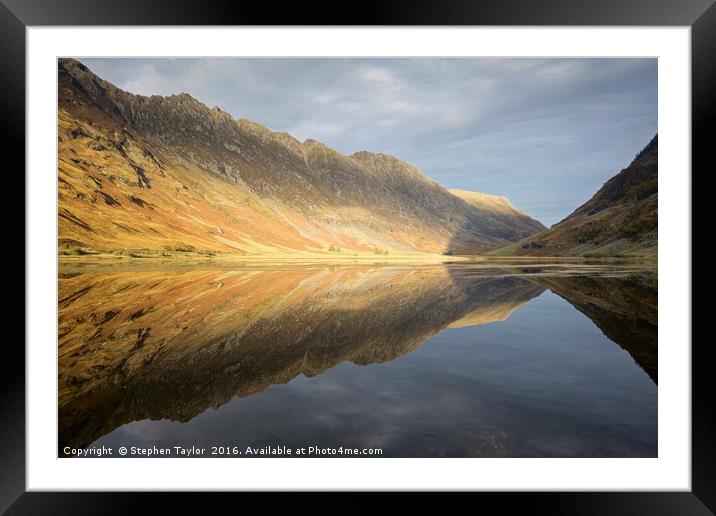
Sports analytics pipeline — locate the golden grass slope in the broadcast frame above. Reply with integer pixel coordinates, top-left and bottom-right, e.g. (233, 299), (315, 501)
(58, 58), (547, 258)
(58, 111), (351, 255)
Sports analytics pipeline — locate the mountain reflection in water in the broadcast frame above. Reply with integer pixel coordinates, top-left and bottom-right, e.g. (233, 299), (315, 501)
(58, 263), (657, 457)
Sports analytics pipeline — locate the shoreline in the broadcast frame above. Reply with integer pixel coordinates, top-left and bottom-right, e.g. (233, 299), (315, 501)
(58, 249), (657, 272)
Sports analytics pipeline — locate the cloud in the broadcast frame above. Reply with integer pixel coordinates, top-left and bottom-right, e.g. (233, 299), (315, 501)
(77, 57), (657, 225)
(356, 65), (399, 86)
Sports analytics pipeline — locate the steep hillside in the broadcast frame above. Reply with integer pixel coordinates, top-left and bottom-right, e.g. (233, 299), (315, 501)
(449, 189), (545, 240)
(492, 135), (658, 257)
(58, 58), (541, 257)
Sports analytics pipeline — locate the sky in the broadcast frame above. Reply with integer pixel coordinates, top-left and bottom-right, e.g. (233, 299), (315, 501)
(79, 58), (657, 226)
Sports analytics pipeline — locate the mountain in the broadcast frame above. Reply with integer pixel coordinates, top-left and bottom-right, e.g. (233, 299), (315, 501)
(450, 189), (545, 240)
(58, 266), (545, 450)
(58, 58), (544, 257)
(491, 135), (658, 257)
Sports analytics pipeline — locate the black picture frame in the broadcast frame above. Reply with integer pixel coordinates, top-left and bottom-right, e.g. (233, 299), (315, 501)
(5, 0), (708, 513)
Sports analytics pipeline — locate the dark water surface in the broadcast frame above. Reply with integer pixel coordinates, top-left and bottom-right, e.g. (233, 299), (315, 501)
(58, 262), (657, 457)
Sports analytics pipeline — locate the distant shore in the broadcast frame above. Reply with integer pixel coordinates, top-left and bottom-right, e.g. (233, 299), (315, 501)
(58, 247), (657, 268)
(59, 248), (467, 264)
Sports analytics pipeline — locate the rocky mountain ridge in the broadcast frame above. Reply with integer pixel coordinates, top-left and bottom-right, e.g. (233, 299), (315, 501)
(58, 58), (545, 256)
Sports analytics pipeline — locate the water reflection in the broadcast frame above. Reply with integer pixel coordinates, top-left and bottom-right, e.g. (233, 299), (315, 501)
(58, 263), (657, 457)
(532, 273), (657, 383)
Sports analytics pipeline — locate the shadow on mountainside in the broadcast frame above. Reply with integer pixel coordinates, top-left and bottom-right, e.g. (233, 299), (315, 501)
(443, 219), (537, 255)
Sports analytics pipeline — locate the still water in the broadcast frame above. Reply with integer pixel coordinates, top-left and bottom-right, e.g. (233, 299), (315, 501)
(58, 262), (657, 457)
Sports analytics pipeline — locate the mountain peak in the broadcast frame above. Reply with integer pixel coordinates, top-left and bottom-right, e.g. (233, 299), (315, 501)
(450, 189), (519, 213)
(58, 58), (548, 256)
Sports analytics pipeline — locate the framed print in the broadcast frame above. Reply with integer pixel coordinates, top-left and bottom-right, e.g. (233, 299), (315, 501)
(6, 0), (709, 513)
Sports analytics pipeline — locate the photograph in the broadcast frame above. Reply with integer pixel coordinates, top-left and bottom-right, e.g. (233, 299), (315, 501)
(57, 56), (658, 459)
(6, 0), (705, 507)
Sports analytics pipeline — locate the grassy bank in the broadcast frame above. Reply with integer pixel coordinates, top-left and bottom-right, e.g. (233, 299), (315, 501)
(58, 247), (476, 266)
(58, 247), (658, 274)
